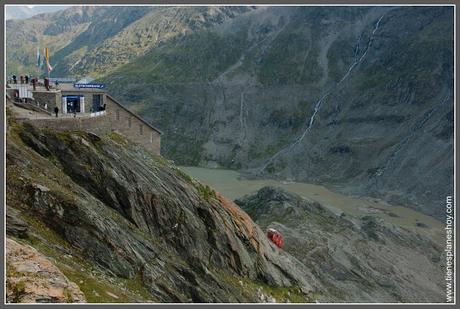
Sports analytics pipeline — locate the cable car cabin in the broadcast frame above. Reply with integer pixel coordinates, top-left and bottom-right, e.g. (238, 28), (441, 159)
(266, 228), (284, 249)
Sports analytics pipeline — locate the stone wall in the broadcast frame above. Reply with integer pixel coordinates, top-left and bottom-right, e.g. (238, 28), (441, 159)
(32, 91), (61, 111)
(20, 115), (111, 136)
(105, 95), (161, 155)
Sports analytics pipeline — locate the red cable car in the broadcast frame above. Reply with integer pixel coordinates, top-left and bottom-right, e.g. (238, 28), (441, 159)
(266, 228), (284, 249)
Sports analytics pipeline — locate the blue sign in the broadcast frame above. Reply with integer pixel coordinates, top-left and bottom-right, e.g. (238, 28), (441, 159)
(73, 83), (105, 89)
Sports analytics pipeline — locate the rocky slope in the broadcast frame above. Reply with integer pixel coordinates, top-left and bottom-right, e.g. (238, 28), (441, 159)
(6, 6), (454, 219)
(6, 107), (446, 303)
(103, 6), (453, 219)
(6, 109), (317, 303)
(235, 187), (445, 303)
(6, 238), (86, 303)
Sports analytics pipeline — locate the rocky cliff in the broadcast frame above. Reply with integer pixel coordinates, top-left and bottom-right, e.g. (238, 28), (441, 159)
(6, 110), (316, 303)
(235, 187), (445, 302)
(6, 108), (445, 303)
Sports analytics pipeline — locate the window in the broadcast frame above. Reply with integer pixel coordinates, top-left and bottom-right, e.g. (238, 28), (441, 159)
(116, 109), (120, 120)
(151, 132), (154, 143)
(92, 94), (101, 111)
(140, 124), (143, 135)
(128, 117), (131, 128)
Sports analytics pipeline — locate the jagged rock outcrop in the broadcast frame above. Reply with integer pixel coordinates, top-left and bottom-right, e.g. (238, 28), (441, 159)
(6, 115), (316, 303)
(6, 206), (28, 238)
(235, 187), (445, 303)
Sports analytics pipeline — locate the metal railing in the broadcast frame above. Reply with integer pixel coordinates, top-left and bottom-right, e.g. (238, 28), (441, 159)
(17, 110), (107, 121)
(90, 110), (107, 117)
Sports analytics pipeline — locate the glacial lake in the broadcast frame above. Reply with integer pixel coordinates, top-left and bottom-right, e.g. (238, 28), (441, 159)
(179, 166), (443, 243)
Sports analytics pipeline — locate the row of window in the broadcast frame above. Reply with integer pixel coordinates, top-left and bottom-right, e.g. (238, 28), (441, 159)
(115, 109), (155, 143)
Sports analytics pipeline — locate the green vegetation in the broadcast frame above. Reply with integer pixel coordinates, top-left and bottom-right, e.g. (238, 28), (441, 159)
(162, 134), (205, 166)
(265, 159), (287, 174)
(6, 262), (28, 303)
(195, 183), (217, 202)
(327, 38), (356, 82)
(108, 131), (129, 146)
(216, 268), (315, 303)
(174, 167), (194, 185)
(8, 280), (26, 302)
(104, 28), (247, 84)
(256, 21), (322, 85)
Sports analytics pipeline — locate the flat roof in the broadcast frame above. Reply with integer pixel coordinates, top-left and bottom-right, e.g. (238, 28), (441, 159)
(59, 84), (107, 93)
(7, 82), (105, 93)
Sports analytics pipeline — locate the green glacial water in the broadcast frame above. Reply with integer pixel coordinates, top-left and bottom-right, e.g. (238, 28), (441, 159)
(179, 166), (443, 243)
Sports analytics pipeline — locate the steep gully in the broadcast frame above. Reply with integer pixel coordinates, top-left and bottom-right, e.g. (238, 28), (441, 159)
(213, 15), (291, 145)
(240, 91), (248, 142)
(259, 13), (387, 172)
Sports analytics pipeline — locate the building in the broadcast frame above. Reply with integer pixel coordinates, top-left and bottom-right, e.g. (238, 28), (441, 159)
(7, 80), (162, 155)
(60, 83), (107, 114)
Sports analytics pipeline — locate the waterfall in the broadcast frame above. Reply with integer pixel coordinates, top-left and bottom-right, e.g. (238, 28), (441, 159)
(260, 13), (387, 172)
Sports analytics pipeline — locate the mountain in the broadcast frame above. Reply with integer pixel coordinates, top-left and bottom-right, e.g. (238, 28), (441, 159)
(235, 187), (444, 302)
(5, 6), (70, 20)
(5, 6), (454, 220)
(6, 108), (315, 303)
(6, 6), (254, 78)
(103, 6), (453, 219)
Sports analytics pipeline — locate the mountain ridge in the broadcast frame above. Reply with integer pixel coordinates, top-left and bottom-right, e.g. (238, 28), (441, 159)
(6, 6), (454, 220)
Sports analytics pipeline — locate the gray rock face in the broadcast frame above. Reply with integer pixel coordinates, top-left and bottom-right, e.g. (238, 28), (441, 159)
(102, 6), (452, 220)
(6, 206), (28, 238)
(7, 121), (316, 302)
(235, 186), (445, 303)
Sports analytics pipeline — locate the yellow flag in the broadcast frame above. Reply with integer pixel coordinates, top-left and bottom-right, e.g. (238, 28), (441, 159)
(45, 48), (49, 64)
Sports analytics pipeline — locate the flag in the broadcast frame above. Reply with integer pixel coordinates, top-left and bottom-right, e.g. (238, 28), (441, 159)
(45, 47), (53, 72)
(36, 48), (41, 67)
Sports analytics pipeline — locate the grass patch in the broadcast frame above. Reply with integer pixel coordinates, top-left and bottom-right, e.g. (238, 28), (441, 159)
(215, 268), (315, 303)
(108, 131), (129, 146)
(195, 183), (217, 202)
